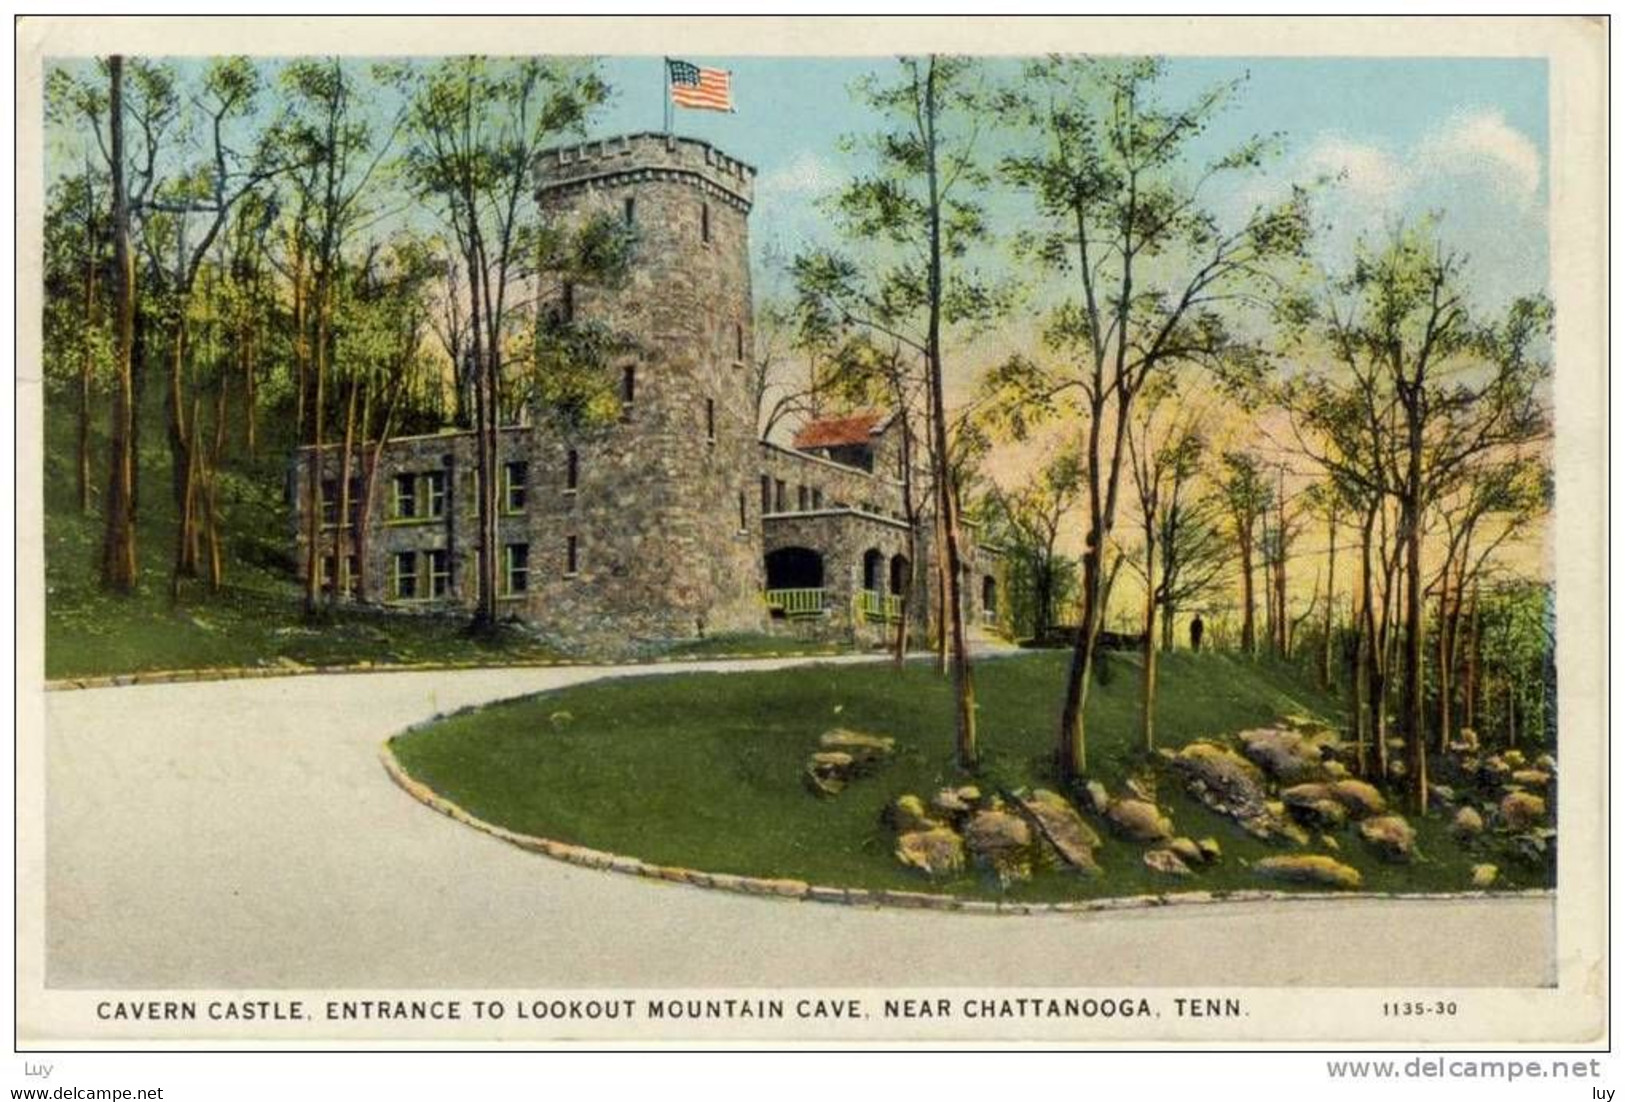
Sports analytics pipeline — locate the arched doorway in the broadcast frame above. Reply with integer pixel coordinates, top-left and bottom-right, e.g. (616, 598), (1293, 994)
(861, 548), (884, 593)
(981, 575), (998, 623)
(889, 553), (910, 595)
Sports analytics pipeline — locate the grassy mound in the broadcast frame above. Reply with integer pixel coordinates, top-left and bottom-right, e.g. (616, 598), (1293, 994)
(390, 650), (1552, 902)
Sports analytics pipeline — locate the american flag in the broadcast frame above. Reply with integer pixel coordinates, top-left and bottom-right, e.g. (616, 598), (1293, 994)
(668, 59), (733, 112)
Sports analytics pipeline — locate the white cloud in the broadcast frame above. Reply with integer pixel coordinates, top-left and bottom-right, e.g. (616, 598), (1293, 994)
(1419, 109), (1542, 202)
(755, 149), (842, 202)
(1301, 138), (1407, 207)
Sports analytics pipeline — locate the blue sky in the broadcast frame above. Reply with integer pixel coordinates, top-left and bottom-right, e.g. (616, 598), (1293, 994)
(592, 55), (1549, 308)
(45, 53), (1549, 309)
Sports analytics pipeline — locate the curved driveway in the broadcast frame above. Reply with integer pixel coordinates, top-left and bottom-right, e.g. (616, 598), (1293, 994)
(44, 659), (1554, 990)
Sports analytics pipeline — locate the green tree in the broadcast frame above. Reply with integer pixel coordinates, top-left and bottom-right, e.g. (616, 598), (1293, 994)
(992, 57), (1311, 780)
(793, 54), (1002, 770)
(398, 56), (609, 631)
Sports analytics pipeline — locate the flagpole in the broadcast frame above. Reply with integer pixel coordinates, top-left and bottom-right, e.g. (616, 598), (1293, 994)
(661, 56), (671, 135)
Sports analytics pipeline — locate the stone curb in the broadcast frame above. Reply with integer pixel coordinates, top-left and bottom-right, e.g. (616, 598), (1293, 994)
(43, 648), (851, 692)
(377, 741), (1554, 917)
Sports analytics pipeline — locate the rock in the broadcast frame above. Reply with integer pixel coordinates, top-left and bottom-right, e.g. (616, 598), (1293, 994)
(819, 729), (895, 769)
(1428, 783), (1458, 809)
(1500, 791), (1547, 831)
(1535, 753), (1556, 773)
(1478, 755), (1512, 787)
(1255, 855), (1363, 890)
(1323, 760), (1350, 780)
(1358, 814), (1417, 862)
(1167, 837), (1205, 865)
(1317, 833), (1339, 851)
(1456, 727), (1480, 751)
(1125, 777), (1155, 802)
(1510, 769), (1551, 790)
(1143, 848), (1194, 877)
(1171, 742), (1303, 845)
(1105, 798), (1175, 843)
(1329, 779), (1388, 819)
(1281, 783), (1348, 831)
(1237, 727), (1330, 783)
(1083, 780), (1111, 815)
(1196, 837), (1223, 864)
(1452, 806), (1485, 839)
(1502, 749), (1526, 769)
(930, 787), (972, 817)
(803, 751), (855, 797)
(963, 810), (1035, 886)
(883, 794), (937, 833)
(1471, 863), (1499, 889)
(894, 827), (965, 879)
(1018, 790), (1102, 875)
(956, 785), (983, 804)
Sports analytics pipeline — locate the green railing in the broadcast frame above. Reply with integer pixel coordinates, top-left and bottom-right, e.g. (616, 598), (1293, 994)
(765, 588), (827, 618)
(857, 589), (904, 623)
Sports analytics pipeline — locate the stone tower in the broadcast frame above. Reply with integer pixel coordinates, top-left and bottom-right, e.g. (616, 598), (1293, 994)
(526, 133), (764, 648)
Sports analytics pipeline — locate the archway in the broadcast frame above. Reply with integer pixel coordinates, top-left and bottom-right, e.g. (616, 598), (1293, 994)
(982, 575), (997, 613)
(889, 553), (910, 595)
(861, 548), (885, 593)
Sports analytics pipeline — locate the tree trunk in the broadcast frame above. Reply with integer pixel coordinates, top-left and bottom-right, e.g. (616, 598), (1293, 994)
(301, 271), (327, 619)
(1321, 503), (1337, 688)
(1401, 418), (1428, 815)
(1463, 583), (1480, 732)
(332, 377), (359, 606)
(1140, 525), (1157, 753)
(78, 171), (97, 515)
(1238, 519), (1256, 655)
(167, 313), (198, 583)
(99, 54), (138, 593)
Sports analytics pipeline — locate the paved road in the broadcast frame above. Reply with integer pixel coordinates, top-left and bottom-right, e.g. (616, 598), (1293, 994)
(44, 659), (1554, 990)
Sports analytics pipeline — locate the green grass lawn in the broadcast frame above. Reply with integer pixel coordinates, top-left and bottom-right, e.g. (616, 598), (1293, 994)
(391, 650), (1552, 902)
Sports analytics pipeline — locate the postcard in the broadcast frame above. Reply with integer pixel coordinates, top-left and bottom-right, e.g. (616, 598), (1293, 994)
(14, 15), (1607, 1048)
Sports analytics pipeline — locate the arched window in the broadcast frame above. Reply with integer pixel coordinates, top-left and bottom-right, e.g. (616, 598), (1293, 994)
(862, 548), (884, 593)
(889, 554), (910, 596)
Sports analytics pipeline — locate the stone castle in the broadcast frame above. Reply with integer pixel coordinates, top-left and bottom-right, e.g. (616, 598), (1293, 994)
(293, 133), (1002, 653)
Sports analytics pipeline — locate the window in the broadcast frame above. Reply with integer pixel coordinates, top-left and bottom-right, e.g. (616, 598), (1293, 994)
(427, 549), (450, 598)
(738, 491), (747, 532)
(504, 461), (529, 512)
(565, 449), (579, 493)
(735, 321), (745, 362)
(760, 475), (772, 514)
(811, 487), (823, 510)
(701, 201), (711, 243)
(422, 471), (446, 518)
(391, 551), (419, 601)
(503, 543), (530, 595)
(320, 479), (340, 527)
(391, 473), (417, 520)
(564, 535), (579, 577)
(706, 398), (716, 444)
(621, 365), (636, 411)
(797, 485), (809, 511)
(623, 196), (636, 226)
(321, 554), (359, 597)
(774, 479), (786, 513)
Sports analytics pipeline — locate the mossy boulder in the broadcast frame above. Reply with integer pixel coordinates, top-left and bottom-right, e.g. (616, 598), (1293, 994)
(1358, 814), (1417, 863)
(1105, 798), (1175, 843)
(820, 728), (895, 769)
(1237, 727), (1332, 783)
(1471, 863), (1499, 889)
(894, 827), (965, 879)
(1328, 779), (1388, 819)
(1451, 805), (1485, 839)
(1169, 741), (1298, 844)
(1018, 789), (1102, 876)
(1281, 783), (1348, 831)
(1501, 791), (1547, 831)
(1143, 848), (1194, 877)
(963, 809), (1035, 886)
(1255, 854), (1363, 890)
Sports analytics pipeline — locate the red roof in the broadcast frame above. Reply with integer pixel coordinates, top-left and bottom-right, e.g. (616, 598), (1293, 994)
(793, 411), (884, 450)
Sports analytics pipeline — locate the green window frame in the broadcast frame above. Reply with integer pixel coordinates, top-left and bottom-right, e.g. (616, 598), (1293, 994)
(426, 549), (450, 598)
(503, 543), (530, 596)
(390, 550), (419, 601)
(504, 461), (529, 513)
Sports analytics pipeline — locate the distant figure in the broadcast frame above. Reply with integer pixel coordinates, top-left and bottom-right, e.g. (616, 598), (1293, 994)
(1189, 614), (1205, 653)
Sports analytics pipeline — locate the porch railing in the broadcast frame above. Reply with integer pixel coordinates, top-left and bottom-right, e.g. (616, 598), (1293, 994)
(857, 589), (904, 624)
(765, 588), (828, 619)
